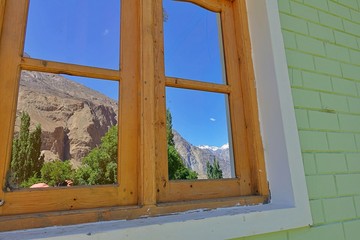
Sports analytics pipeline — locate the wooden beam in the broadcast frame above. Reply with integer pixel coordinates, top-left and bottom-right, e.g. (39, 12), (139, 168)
(166, 77), (231, 93)
(0, 0), (5, 38)
(0, 0), (28, 210)
(140, 0), (158, 206)
(21, 57), (120, 81)
(175, 0), (223, 12)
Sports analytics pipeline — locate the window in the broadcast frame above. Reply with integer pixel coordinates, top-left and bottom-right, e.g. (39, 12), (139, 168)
(156, 0), (268, 204)
(0, 0), (311, 236)
(0, 0), (138, 218)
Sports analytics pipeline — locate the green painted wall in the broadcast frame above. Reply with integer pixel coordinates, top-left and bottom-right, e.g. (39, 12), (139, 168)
(235, 0), (360, 239)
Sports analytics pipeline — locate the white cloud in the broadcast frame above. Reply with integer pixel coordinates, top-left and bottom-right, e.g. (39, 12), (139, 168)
(102, 29), (109, 36)
(210, 118), (216, 122)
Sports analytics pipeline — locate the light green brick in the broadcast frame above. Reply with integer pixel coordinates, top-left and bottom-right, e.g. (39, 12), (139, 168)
(292, 88), (322, 108)
(296, 35), (326, 55)
(323, 197), (356, 222)
(329, 1), (352, 19)
(349, 49), (360, 63)
(306, 175), (337, 199)
(337, 0), (359, 10)
(295, 109), (309, 128)
(308, 111), (339, 130)
(282, 30), (297, 49)
(303, 0), (329, 11)
(288, 224), (344, 240)
(355, 134), (360, 150)
(308, 22), (335, 42)
(299, 131), (329, 151)
(336, 173), (360, 195)
(351, 9), (360, 23)
(319, 12), (345, 30)
(328, 132), (357, 151)
(302, 71), (332, 91)
(280, 13), (309, 34)
(332, 77), (357, 96)
(278, 0), (291, 13)
(343, 19), (360, 36)
(321, 93), (349, 112)
(234, 231), (288, 240)
(303, 153), (317, 174)
(315, 57), (342, 76)
(348, 97), (360, 113)
(316, 153), (347, 174)
(290, 69), (303, 87)
(344, 220), (360, 240)
(354, 196), (360, 216)
(286, 50), (315, 70)
(339, 114), (360, 131)
(310, 200), (325, 224)
(346, 153), (360, 172)
(341, 63), (360, 81)
(325, 43), (351, 61)
(290, 1), (320, 22)
(335, 30), (359, 48)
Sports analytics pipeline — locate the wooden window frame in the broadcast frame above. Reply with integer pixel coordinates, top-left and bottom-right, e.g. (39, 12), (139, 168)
(153, 0), (268, 204)
(0, 0), (269, 231)
(0, 0), (139, 216)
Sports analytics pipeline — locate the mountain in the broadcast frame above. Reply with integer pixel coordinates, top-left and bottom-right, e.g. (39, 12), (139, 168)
(173, 130), (232, 179)
(16, 70), (118, 167)
(16, 70), (231, 177)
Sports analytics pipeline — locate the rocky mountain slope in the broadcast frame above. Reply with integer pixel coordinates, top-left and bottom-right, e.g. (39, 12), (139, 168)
(173, 130), (232, 179)
(16, 70), (118, 167)
(16, 70), (231, 176)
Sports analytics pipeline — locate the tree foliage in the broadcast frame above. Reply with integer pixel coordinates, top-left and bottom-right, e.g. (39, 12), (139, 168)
(166, 109), (197, 180)
(75, 125), (118, 185)
(206, 158), (223, 179)
(11, 112), (45, 186)
(41, 160), (74, 187)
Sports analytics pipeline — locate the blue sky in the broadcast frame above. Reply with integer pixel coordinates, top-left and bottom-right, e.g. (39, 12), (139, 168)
(24, 0), (230, 147)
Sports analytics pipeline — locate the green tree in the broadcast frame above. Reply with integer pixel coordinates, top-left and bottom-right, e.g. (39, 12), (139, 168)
(11, 112), (44, 186)
(75, 126), (118, 185)
(166, 109), (197, 180)
(40, 160), (74, 187)
(206, 157), (223, 179)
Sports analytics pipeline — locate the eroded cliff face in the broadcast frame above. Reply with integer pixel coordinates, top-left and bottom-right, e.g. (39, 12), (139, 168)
(173, 130), (232, 179)
(15, 71), (118, 167)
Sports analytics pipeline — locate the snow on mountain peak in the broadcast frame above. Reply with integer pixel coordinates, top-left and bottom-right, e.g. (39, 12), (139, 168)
(198, 143), (229, 151)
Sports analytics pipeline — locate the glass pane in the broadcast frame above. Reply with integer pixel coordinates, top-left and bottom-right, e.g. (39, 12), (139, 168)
(166, 87), (234, 180)
(6, 70), (119, 189)
(163, 0), (226, 84)
(24, 0), (120, 69)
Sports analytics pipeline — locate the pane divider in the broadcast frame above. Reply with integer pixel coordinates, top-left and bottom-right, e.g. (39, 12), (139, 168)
(20, 57), (120, 81)
(165, 76), (230, 93)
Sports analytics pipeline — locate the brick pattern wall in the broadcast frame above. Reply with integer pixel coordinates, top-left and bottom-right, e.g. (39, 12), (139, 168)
(235, 0), (360, 239)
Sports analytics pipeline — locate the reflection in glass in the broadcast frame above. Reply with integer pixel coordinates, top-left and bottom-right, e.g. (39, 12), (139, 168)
(166, 87), (234, 180)
(163, 0), (226, 84)
(6, 70), (119, 189)
(24, 0), (121, 69)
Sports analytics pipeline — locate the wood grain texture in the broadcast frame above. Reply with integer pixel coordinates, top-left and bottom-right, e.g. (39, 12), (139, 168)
(0, 195), (267, 232)
(0, 0), (28, 206)
(176, 0), (223, 12)
(140, 0), (158, 205)
(21, 57), (120, 81)
(166, 76), (231, 93)
(232, 0), (269, 196)
(0, 0), (5, 37)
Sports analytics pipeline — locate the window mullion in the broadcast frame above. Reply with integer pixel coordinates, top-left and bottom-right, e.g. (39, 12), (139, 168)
(0, 0), (29, 207)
